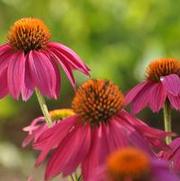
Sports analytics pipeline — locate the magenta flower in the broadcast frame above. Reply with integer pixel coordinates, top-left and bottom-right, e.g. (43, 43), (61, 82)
(92, 147), (179, 181)
(22, 109), (74, 147)
(0, 18), (90, 100)
(33, 79), (170, 181)
(159, 137), (180, 174)
(126, 58), (180, 114)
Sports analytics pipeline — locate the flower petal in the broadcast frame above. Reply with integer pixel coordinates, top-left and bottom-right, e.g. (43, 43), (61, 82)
(126, 81), (154, 114)
(161, 74), (180, 96)
(48, 42), (90, 75)
(125, 81), (148, 104)
(50, 51), (76, 89)
(34, 116), (77, 165)
(149, 83), (166, 112)
(168, 94), (180, 110)
(28, 51), (57, 98)
(7, 51), (25, 99)
(45, 124), (91, 180)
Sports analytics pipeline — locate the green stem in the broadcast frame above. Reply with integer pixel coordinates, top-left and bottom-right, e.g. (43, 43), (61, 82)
(35, 89), (52, 127)
(163, 101), (172, 144)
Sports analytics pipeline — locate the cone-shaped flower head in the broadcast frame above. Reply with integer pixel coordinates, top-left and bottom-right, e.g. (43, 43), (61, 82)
(33, 79), (169, 180)
(72, 79), (125, 126)
(0, 17), (90, 100)
(92, 147), (180, 181)
(126, 58), (180, 113)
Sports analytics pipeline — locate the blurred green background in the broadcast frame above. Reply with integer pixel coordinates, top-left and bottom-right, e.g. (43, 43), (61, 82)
(0, 0), (180, 180)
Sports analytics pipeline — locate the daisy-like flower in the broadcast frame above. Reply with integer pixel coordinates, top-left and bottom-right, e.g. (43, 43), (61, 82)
(92, 147), (180, 181)
(34, 79), (170, 181)
(159, 137), (180, 174)
(126, 58), (180, 114)
(22, 109), (74, 147)
(0, 17), (90, 100)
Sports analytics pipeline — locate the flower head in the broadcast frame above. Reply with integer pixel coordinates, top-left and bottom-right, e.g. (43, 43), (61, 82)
(0, 17), (90, 100)
(126, 58), (180, 113)
(92, 148), (179, 181)
(33, 79), (169, 181)
(22, 108), (74, 147)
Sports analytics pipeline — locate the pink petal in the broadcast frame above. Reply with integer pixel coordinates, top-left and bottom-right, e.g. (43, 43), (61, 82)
(0, 44), (13, 57)
(48, 42), (90, 75)
(28, 51), (57, 98)
(125, 81), (148, 104)
(149, 83), (166, 112)
(161, 74), (180, 96)
(168, 94), (180, 110)
(119, 110), (170, 150)
(82, 125), (110, 180)
(50, 51), (76, 89)
(127, 81), (154, 114)
(7, 52), (25, 99)
(34, 116), (77, 165)
(45, 124), (91, 180)
(21, 54), (34, 101)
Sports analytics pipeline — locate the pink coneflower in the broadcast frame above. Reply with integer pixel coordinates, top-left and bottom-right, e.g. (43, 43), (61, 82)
(159, 137), (180, 174)
(92, 147), (179, 181)
(34, 79), (170, 180)
(22, 109), (74, 147)
(0, 17), (89, 100)
(126, 58), (180, 114)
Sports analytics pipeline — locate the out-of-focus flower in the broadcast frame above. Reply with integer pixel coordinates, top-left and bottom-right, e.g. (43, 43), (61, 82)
(92, 147), (180, 181)
(34, 79), (169, 180)
(22, 109), (74, 147)
(159, 137), (180, 174)
(0, 17), (90, 100)
(126, 58), (180, 113)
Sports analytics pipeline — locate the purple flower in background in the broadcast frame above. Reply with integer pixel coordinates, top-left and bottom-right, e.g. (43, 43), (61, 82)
(34, 79), (169, 181)
(126, 58), (180, 114)
(159, 137), (180, 174)
(92, 147), (180, 181)
(0, 18), (90, 100)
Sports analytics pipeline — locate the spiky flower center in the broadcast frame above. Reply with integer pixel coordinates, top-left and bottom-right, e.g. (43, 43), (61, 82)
(49, 109), (74, 122)
(7, 18), (51, 52)
(146, 58), (180, 82)
(72, 79), (125, 126)
(107, 148), (150, 181)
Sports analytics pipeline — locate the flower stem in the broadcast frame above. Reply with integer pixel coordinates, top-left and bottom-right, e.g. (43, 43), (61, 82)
(35, 89), (52, 127)
(163, 101), (172, 144)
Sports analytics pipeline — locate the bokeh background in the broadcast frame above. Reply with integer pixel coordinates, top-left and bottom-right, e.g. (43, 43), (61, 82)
(0, 0), (180, 180)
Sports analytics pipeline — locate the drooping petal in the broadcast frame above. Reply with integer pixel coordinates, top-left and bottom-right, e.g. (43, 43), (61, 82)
(48, 42), (90, 75)
(7, 51), (25, 99)
(0, 44), (13, 57)
(34, 116), (77, 165)
(125, 81), (148, 104)
(168, 94), (180, 110)
(50, 51), (76, 89)
(118, 110), (170, 151)
(82, 125), (110, 180)
(21, 54), (34, 101)
(45, 124), (91, 180)
(28, 51), (57, 98)
(161, 74), (180, 96)
(149, 83), (166, 112)
(126, 81), (155, 114)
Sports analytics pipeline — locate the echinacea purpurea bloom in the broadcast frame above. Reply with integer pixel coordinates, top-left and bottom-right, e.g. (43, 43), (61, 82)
(159, 137), (180, 174)
(34, 79), (170, 180)
(126, 58), (180, 114)
(22, 109), (74, 147)
(0, 18), (90, 100)
(92, 147), (180, 181)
